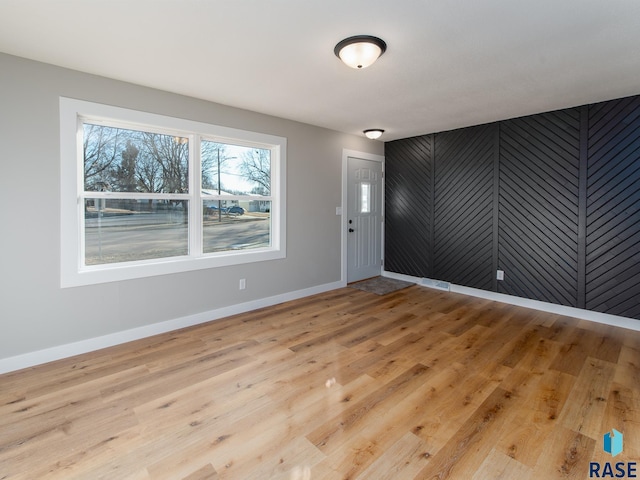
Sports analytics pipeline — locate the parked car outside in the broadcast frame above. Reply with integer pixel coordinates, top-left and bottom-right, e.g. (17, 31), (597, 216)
(227, 206), (245, 216)
(205, 203), (245, 216)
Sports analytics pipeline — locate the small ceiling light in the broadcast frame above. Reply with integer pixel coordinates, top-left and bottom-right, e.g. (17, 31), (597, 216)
(364, 129), (384, 140)
(334, 35), (387, 69)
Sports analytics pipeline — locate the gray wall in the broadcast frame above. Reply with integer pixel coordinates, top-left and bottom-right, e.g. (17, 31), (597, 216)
(0, 53), (382, 361)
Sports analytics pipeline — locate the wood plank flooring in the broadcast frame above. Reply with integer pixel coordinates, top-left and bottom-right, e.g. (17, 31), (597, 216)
(1, 285), (639, 479)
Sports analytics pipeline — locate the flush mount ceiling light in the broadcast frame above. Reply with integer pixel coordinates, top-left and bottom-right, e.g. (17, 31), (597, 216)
(363, 129), (384, 140)
(334, 35), (387, 69)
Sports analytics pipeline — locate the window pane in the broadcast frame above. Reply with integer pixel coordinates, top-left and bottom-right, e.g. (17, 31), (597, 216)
(83, 123), (189, 194)
(201, 142), (270, 196)
(84, 198), (188, 265)
(361, 183), (371, 213)
(203, 200), (271, 253)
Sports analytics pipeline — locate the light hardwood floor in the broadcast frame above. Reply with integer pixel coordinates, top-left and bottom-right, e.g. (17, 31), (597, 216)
(1, 285), (639, 479)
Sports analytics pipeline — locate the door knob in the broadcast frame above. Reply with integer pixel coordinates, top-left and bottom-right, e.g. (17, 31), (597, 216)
(348, 228), (354, 233)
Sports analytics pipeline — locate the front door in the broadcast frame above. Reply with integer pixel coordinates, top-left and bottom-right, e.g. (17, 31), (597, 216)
(347, 156), (383, 283)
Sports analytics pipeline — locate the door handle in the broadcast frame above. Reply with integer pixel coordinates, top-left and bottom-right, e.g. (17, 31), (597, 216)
(348, 228), (354, 233)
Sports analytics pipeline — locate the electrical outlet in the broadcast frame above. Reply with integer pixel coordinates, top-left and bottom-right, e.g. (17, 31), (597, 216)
(239, 278), (246, 290)
(496, 270), (504, 281)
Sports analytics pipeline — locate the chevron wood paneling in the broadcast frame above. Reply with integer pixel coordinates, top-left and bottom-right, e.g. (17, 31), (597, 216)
(384, 137), (432, 277)
(586, 96), (640, 319)
(498, 109), (581, 306)
(384, 93), (640, 321)
(433, 125), (495, 290)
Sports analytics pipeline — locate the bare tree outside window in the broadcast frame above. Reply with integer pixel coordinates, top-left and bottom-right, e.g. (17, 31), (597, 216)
(83, 124), (192, 195)
(83, 124), (126, 191)
(139, 133), (189, 194)
(240, 148), (271, 195)
(201, 141), (229, 191)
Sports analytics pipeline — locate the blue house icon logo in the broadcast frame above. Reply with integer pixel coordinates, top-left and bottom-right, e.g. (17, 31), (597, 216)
(604, 429), (623, 457)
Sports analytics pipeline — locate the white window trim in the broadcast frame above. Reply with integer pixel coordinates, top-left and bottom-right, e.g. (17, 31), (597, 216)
(60, 97), (286, 288)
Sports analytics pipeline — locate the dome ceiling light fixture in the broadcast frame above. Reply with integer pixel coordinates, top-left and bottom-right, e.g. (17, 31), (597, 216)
(363, 129), (384, 140)
(334, 35), (387, 69)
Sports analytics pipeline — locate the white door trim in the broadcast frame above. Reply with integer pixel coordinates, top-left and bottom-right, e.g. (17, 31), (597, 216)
(341, 149), (385, 284)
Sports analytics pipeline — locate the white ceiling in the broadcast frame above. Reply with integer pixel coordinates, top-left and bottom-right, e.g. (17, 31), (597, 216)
(1, 0), (640, 141)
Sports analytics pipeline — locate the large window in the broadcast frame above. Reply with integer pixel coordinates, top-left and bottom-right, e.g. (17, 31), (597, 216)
(60, 98), (286, 287)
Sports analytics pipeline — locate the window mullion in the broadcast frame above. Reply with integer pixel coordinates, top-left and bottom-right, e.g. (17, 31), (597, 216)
(190, 134), (203, 257)
(81, 192), (191, 200)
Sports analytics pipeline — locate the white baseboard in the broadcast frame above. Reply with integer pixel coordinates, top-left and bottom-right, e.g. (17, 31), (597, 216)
(451, 285), (640, 332)
(383, 271), (640, 333)
(5, 273), (638, 375)
(381, 271), (421, 284)
(0, 280), (345, 375)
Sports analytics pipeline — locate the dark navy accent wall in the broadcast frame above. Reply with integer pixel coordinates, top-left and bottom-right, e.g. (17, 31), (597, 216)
(498, 109), (581, 306)
(384, 136), (432, 277)
(586, 96), (640, 319)
(385, 94), (640, 320)
(433, 125), (495, 290)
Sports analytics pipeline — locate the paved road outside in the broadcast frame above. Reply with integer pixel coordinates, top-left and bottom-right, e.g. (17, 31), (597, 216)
(85, 211), (269, 265)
